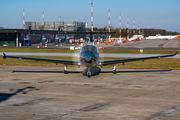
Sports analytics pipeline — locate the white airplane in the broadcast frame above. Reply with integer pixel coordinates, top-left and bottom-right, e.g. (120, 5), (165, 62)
(146, 34), (179, 40)
(3, 31), (178, 77)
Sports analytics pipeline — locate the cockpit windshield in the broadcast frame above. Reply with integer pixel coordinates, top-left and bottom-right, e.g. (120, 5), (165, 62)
(80, 45), (98, 54)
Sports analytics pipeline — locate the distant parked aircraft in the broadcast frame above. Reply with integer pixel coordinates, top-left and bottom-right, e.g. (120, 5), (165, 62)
(146, 34), (180, 40)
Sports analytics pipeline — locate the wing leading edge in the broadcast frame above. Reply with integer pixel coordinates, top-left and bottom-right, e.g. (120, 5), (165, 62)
(101, 52), (178, 65)
(3, 53), (78, 65)
(3, 52), (178, 66)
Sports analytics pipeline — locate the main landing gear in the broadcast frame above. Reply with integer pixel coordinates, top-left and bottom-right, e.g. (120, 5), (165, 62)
(113, 64), (117, 74)
(63, 65), (68, 74)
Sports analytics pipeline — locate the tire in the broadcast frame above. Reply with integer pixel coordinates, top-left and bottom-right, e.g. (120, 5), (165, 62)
(113, 70), (116, 74)
(64, 70), (68, 74)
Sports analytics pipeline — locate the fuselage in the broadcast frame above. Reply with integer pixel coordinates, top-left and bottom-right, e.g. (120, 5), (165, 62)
(79, 45), (100, 67)
(146, 35), (178, 40)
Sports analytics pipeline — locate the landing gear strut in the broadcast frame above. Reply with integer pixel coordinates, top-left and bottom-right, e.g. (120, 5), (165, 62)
(63, 64), (68, 74)
(87, 68), (91, 78)
(113, 64), (117, 74)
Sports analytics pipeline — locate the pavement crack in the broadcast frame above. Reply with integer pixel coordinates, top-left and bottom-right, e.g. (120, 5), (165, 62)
(77, 102), (110, 112)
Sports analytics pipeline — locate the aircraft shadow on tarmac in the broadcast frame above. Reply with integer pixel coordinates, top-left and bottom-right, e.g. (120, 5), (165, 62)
(12, 70), (82, 73)
(0, 86), (39, 103)
(101, 69), (172, 73)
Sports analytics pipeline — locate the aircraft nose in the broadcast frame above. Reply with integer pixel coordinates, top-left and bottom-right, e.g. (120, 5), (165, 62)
(85, 55), (91, 62)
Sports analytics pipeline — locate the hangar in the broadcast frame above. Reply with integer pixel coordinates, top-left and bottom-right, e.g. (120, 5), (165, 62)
(0, 28), (67, 47)
(0, 21), (87, 47)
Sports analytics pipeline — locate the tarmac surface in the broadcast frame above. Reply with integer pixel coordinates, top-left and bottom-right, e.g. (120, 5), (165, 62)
(1, 65), (180, 120)
(110, 39), (180, 50)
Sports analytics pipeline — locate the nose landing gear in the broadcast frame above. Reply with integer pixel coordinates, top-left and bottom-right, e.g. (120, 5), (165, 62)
(113, 64), (117, 74)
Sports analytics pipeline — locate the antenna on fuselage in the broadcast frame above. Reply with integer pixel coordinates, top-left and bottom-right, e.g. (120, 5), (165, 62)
(89, 30), (94, 45)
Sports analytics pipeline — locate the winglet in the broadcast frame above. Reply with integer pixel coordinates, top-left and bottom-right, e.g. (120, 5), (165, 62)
(174, 52), (178, 56)
(3, 53), (7, 59)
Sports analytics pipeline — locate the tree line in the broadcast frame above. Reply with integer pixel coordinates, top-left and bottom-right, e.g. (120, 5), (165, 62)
(86, 27), (180, 37)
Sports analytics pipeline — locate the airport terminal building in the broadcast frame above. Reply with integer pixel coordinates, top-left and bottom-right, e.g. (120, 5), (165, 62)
(0, 21), (87, 47)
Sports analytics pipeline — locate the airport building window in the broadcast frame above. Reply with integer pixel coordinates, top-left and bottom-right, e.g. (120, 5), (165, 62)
(0, 33), (16, 46)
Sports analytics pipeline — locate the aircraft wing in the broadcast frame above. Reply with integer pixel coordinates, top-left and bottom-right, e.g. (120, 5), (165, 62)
(101, 52), (178, 65)
(3, 53), (79, 65)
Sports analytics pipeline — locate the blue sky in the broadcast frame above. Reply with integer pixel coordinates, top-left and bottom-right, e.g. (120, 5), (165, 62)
(1, 0), (180, 32)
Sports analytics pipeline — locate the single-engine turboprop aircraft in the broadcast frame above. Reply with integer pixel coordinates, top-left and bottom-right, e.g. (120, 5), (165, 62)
(3, 31), (178, 77)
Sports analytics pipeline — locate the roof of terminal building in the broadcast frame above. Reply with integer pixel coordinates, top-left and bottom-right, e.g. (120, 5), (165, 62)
(0, 29), (70, 34)
(0, 29), (113, 35)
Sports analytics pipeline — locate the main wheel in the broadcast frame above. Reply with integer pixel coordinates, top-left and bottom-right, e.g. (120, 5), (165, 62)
(113, 70), (117, 74)
(64, 70), (68, 74)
